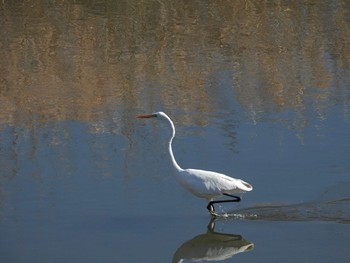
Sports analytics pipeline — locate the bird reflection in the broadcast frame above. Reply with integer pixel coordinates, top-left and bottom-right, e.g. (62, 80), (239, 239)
(172, 219), (254, 263)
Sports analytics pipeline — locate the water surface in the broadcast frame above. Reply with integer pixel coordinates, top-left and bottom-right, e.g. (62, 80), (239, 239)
(0, 1), (350, 262)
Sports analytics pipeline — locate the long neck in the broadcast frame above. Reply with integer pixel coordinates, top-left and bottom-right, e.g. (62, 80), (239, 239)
(167, 118), (183, 172)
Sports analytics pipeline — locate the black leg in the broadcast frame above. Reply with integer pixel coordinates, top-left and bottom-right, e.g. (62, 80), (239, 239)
(223, 193), (241, 202)
(207, 202), (217, 217)
(206, 194), (241, 216)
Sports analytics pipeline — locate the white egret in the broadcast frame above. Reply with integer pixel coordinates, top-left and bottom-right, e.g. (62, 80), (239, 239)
(137, 112), (252, 216)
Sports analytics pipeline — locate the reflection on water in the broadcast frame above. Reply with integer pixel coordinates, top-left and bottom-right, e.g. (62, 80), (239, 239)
(0, 0), (349, 130)
(172, 219), (253, 263)
(0, 1), (350, 262)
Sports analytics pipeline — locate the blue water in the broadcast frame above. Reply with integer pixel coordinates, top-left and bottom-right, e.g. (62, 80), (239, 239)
(1, 1), (350, 262)
(1, 103), (349, 262)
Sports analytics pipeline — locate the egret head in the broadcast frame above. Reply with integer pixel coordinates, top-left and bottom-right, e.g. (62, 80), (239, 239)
(137, 111), (175, 136)
(137, 112), (174, 126)
(137, 111), (167, 119)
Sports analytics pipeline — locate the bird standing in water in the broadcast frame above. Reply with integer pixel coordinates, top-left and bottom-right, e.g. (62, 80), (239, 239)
(137, 112), (253, 217)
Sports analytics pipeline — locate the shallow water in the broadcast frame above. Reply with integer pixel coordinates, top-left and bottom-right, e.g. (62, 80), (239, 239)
(1, 1), (350, 262)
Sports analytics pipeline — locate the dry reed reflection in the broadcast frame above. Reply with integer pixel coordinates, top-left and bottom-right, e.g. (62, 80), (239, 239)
(0, 0), (349, 132)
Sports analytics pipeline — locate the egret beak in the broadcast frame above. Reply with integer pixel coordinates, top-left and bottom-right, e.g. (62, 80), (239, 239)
(136, 114), (157, 118)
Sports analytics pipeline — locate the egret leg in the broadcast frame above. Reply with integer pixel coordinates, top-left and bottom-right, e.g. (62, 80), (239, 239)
(206, 203), (217, 217)
(206, 194), (241, 216)
(223, 193), (241, 202)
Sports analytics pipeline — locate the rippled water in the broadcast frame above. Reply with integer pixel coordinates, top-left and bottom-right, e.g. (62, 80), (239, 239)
(229, 182), (350, 224)
(1, 1), (350, 262)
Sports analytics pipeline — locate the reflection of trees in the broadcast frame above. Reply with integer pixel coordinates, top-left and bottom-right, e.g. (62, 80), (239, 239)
(0, 0), (349, 130)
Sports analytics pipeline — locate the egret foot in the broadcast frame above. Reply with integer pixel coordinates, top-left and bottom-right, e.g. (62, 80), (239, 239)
(207, 203), (218, 217)
(206, 194), (241, 217)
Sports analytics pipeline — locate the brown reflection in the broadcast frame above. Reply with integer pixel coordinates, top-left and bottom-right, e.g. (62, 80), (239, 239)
(0, 0), (349, 130)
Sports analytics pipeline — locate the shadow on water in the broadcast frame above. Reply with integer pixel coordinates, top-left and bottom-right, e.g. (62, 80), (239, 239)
(227, 182), (350, 224)
(172, 219), (253, 263)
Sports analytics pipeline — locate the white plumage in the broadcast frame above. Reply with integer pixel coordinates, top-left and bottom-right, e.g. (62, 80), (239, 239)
(178, 169), (252, 198)
(137, 111), (252, 216)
